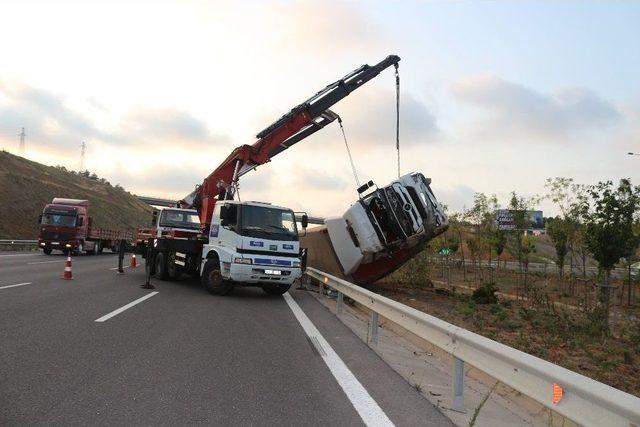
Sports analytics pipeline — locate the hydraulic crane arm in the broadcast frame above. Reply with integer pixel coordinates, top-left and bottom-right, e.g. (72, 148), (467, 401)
(182, 54), (401, 228)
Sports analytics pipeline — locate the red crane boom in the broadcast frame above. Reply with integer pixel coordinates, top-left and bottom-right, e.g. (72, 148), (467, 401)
(181, 55), (401, 229)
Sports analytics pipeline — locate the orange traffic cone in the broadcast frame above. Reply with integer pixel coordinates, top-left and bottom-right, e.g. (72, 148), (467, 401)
(62, 256), (73, 280)
(129, 254), (138, 268)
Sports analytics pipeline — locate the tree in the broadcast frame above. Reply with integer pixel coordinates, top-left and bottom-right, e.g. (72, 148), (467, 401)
(491, 229), (507, 271)
(580, 179), (640, 333)
(506, 192), (531, 271)
(546, 217), (569, 278)
(583, 179), (640, 286)
(545, 177), (589, 275)
(448, 213), (467, 281)
(465, 193), (500, 281)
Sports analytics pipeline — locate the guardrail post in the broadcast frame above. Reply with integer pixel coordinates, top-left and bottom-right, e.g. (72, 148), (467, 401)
(336, 291), (343, 316)
(452, 357), (465, 412)
(370, 312), (379, 345)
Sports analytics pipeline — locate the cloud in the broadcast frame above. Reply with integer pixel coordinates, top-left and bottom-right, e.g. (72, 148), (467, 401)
(319, 87), (438, 148)
(112, 107), (231, 150)
(0, 79), (231, 157)
(296, 168), (348, 191)
(433, 184), (477, 214)
(267, 0), (386, 57)
(451, 74), (621, 142)
(0, 79), (104, 149)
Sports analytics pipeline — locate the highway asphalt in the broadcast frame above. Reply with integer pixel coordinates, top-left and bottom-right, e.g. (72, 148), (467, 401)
(0, 251), (453, 426)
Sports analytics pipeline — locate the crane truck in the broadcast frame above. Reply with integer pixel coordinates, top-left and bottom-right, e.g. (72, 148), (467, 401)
(134, 54), (447, 294)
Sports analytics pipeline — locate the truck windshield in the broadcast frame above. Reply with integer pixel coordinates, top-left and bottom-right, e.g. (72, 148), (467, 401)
(239, 205), (298, 241)
(159, 210), (200, 230)
(41, 213), (77, 227)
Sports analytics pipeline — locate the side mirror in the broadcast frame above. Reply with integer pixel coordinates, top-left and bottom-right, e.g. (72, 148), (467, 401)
(38, 214), (42, 224)
(301, 214), (308, 229)
(77, 217), (84, 226)
(152, 210), (158, 226)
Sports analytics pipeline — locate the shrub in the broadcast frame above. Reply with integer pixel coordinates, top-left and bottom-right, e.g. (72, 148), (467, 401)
(472, 282), (498, 304)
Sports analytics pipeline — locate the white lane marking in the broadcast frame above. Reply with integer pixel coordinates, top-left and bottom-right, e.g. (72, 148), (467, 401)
(0, 253), (41, 258)
(94, 292), (159, 322)
(283, 292), (394, 427)
(0, 282), (32, 290)
(108, 266), (131, 271)
(27, 260), (61, 265)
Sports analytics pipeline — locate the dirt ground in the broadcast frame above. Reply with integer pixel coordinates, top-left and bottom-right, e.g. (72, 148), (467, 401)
(372, 278), (640, 396)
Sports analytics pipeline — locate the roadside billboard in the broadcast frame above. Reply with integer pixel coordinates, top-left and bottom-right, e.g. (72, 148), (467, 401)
(496, 210), (543, 231)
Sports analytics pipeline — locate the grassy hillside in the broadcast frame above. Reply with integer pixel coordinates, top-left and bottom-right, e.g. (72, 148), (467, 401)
(0, 151), (153, 239)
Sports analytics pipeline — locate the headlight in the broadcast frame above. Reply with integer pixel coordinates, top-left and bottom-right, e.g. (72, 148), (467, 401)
(292, 260), (300, 267)
(40, 242), (45, 246)
(65, 244), (72, 248)
(233, 257), (252, 264)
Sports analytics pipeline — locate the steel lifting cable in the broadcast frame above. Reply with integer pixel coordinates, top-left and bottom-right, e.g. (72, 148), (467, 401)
(395, 63), (400, 179)
(337, 116), (360, 187)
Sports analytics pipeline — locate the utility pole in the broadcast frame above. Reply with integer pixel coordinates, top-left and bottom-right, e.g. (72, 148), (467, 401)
(19, 128), (25, 155)
(80, 141), (86, 171)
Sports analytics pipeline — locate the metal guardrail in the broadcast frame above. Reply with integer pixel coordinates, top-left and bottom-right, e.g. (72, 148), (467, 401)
(305, 267), (640, 427)
(0, 239), (38, 245)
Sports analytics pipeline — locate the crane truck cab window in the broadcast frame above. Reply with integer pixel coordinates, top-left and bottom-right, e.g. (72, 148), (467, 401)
(239, 205), (298, 241)
(160, 209), (201, 230)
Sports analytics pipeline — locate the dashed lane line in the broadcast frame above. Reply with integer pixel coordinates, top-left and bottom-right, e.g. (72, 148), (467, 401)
(0, 253), (41, 258)
(94, 292), (159, 322)
(108, 266), (131, 271)
(0, 282), (33, 290)
(27, 260), (61, 265)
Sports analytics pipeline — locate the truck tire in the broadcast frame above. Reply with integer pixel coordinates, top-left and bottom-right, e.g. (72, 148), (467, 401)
(97, 241), (103, 254)
(167, 256), (181, 281)
(154, 252), (169, 280)
(73, 243), (84, 256)
(262, 283), (291, 295)
(201, 258), (233, 295)
(43, 248), (52, 255)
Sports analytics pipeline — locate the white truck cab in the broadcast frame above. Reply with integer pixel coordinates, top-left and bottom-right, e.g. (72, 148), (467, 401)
(326, 172), (448, 275)
(201, 200), (306, 295)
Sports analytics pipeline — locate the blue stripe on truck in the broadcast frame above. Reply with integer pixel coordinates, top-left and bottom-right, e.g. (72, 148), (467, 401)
(254, 258), (292, 267)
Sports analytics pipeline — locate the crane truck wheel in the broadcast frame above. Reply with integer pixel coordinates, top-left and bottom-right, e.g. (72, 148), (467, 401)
(262, 283), (291, 295)
(201, 258), (233, 296)
(154, 252), (169, 280)
(43, 248), (52, 255)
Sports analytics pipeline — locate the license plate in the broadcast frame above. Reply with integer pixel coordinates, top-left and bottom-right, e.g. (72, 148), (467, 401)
(264, 269), (281, 275)
(51, 242), (59, 245)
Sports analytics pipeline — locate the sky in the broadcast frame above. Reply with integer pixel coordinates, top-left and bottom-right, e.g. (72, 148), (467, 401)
(0, 0), (638, 217)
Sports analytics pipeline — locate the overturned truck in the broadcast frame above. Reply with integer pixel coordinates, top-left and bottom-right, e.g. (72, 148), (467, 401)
(301, 172), (448, 286)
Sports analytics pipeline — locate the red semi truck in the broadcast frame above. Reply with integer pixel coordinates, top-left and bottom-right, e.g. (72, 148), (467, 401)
(37, 198), (133, 255)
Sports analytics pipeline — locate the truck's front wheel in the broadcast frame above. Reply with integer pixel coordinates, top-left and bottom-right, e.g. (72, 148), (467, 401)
(201, 258), (233, 295)
(43, 248), (52, 255)
(262, 283), (291, 295)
